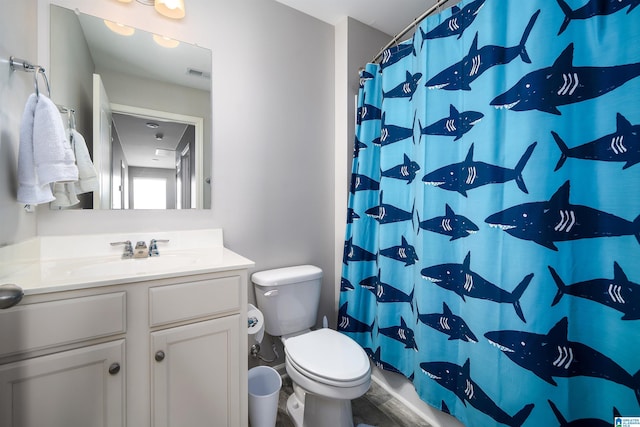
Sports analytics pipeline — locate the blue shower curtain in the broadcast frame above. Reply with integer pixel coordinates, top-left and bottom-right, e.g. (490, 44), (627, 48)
(338, 0), (640, 425)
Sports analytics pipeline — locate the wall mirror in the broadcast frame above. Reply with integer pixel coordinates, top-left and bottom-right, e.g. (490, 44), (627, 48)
(49, 4), (212, 209)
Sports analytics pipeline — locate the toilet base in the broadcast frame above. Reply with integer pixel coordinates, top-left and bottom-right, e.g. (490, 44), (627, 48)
(286, 390), (354, 427)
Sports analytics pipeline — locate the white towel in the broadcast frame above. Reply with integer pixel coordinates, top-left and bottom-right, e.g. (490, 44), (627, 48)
(70, 129), (99, 194)
(50, 182), (80, 209)
(17, 94), (55, 204)
(33, 94), (78, 186)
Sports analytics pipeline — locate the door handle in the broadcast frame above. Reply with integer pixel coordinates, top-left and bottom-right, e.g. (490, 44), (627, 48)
(155, 350), (166, 362)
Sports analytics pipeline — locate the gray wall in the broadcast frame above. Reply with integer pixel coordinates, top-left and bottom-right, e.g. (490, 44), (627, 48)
(5, 0), (336, 327)
(0, 0), (39, 245)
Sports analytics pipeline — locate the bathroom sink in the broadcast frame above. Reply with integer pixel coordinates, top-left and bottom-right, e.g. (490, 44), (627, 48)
(41, 251), (208, 279)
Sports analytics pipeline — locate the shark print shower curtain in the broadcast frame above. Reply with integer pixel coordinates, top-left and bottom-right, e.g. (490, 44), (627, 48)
(338, 0), (640, 425)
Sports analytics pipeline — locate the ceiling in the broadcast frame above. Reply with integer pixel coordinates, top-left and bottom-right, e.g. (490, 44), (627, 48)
(273, 0), (459, 37)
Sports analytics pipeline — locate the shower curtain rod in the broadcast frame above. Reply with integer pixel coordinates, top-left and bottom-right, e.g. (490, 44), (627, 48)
(372, 0), (452, 64)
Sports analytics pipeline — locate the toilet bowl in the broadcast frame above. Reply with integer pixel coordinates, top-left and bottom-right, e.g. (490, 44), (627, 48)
(284, 329), (371, 427)
(252, 266), (372, 427)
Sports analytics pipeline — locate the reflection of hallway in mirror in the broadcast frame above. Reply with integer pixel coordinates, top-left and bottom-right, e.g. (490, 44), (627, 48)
(111, 111), (197, 210)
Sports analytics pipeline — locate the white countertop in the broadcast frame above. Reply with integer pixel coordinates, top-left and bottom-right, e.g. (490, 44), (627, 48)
(0, 230), (254, 295)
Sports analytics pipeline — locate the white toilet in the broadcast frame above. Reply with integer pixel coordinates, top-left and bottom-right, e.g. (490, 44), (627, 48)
(252, 265), (371, 427)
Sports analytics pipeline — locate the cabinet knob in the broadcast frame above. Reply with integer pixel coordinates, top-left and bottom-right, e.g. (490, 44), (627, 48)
(108, 362), (121, 375)
(155, 350), (165, 362)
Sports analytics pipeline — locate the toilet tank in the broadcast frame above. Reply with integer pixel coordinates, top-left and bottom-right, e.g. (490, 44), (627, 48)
(252, 265), (323, 337)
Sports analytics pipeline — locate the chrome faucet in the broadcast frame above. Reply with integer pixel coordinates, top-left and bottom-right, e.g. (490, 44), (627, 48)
(149, 239), (170, 257)
(110, 240), (133, 259)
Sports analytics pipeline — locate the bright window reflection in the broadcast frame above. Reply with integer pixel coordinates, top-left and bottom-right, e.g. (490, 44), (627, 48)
(133, 177), (166, 209)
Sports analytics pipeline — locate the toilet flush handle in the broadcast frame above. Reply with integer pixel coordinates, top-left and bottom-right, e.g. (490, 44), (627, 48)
(264, 290), (279, 297)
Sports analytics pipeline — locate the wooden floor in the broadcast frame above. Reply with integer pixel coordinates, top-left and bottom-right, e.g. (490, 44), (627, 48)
(274, 375), (434, 427)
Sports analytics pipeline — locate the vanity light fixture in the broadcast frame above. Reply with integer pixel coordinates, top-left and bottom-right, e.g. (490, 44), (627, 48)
(132, 0), (186, 20)
(154, 0), (186, 19)
(104, 20), (136, 36)
(152, 34), (180, 48)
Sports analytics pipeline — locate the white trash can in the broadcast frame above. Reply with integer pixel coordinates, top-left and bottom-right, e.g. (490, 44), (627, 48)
(248, 366), (282, 427)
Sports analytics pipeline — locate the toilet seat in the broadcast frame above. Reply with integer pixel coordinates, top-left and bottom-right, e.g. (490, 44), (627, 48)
(284, 328), (370, 387)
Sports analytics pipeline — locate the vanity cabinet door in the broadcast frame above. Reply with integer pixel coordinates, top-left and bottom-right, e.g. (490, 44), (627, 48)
(0, 340), (125, 427)
(151, 315), (241, 427)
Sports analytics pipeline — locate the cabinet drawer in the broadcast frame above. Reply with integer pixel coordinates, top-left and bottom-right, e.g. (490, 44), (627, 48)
(0, 292), (126, 357)
(149, 276), (240, 327)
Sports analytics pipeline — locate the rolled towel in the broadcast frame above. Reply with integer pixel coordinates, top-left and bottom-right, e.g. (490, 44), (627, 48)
(33, 94), (78, 186)
(17, 94), (55, 204)
(70, 129), (99, 194)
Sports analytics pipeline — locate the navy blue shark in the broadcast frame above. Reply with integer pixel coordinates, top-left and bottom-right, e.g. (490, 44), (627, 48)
(376, 113), (416, 147)
(549, 262), (640, 320)
(353, 136), (367, 159)
(372, 348), (407, 376)
(371, 281), (414, 306)
(419, 105), (484, 141)
(485, 317), (640, 405)
(419, 0), (486, 43)
(418, 204), (479, 240)
(365, 191), (415, 226)
(357, 94), (382, 124)
(422, 142), (537, 197)
(491, 43), (640, 115)
(417, 301), (478, 343)
(441, 401), (451, 415)
(552, 113), (640, 171)
(380, 42), (416, 71)
(556, 0), (640, 35)
(346, 208), (360, 224)
(425, 10), (539, 90)
(340, 277), (354, 292)
(349, 167), (379, 194)
(337, 302), (374, 334)
(383, 71), (423, 101)
(421, 252), (533, 322)
(359, 70), (375, 88)
(485, 180), (640, 250)
(379, 317), (418, 351)
(343, 237), (377, 264)
(380, 236), (419, 266)
(548, 400), (620, 427)
(421, 359), (534, 427)
(358, 272), (380, 293)
(381, 154), (421, 184)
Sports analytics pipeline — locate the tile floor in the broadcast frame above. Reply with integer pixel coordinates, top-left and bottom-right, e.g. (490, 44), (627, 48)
(275, 375), (434, 427)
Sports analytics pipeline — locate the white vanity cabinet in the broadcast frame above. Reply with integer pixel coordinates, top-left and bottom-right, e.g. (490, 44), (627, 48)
(148, 274), (244, 427)
(0, 292), (127, 427)
(0, 268), (249, 427)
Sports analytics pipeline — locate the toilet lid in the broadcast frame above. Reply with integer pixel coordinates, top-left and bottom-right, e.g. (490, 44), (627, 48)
(284, 328), (370, 382)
